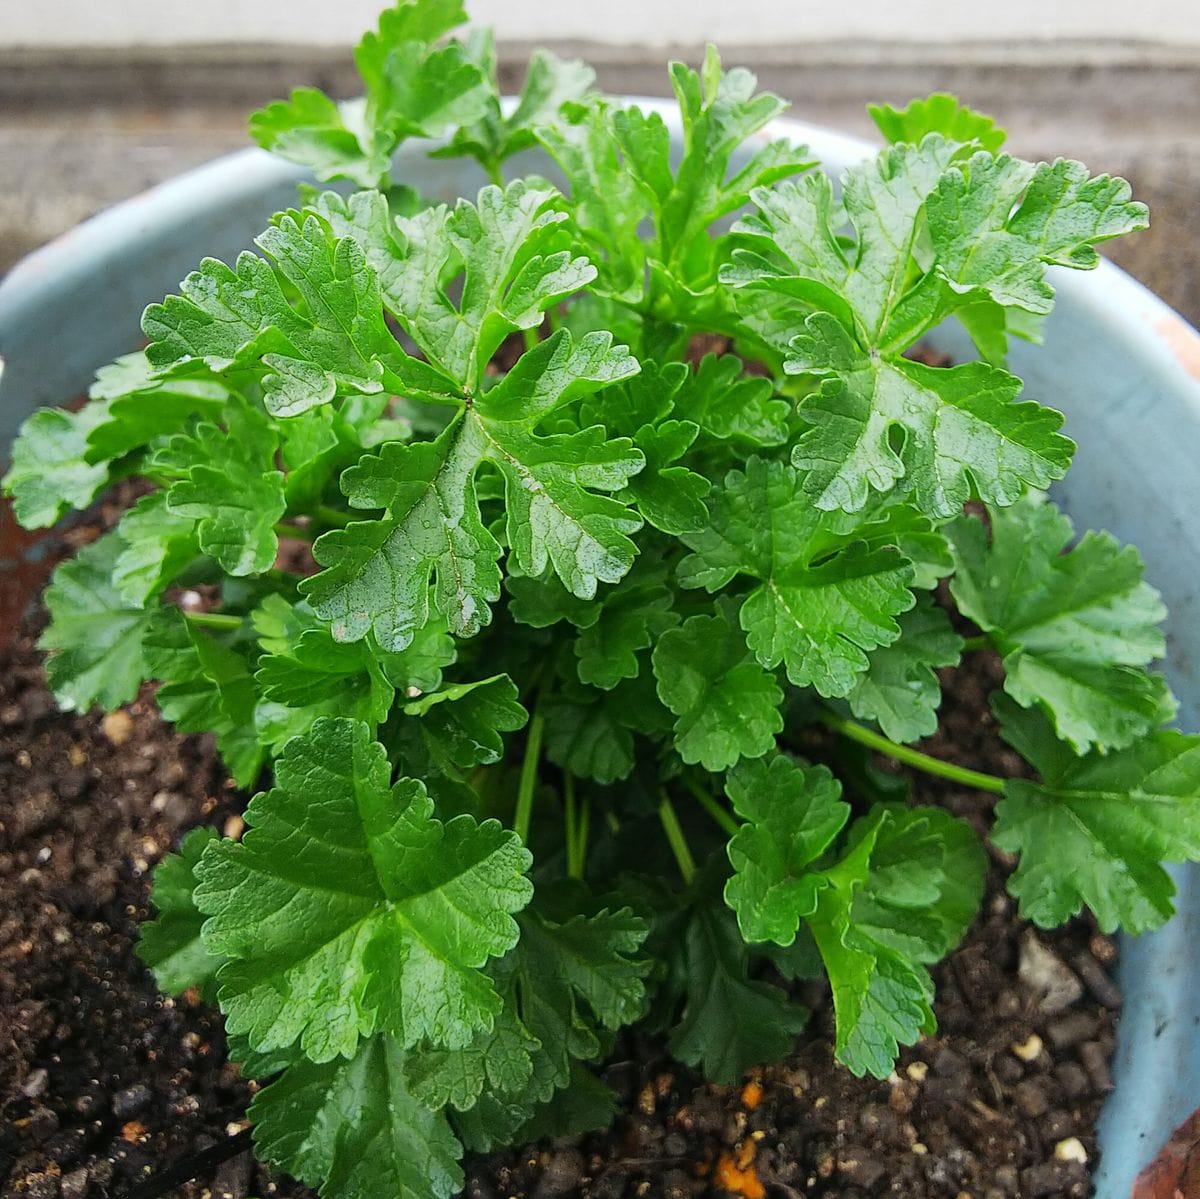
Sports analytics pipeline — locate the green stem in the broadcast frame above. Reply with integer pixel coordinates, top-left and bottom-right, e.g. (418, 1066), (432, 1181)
(564, 770), (579, 878)
(820, 713), (1007, 795)
(485, 160), (505, 188)
(522, 325), (540, 354)
(962, 633), (990, 652)
(684, 777), (740, 838)
(513, 709), (547, 844)
(315, 503), (353, 528)
(577, 794), (591, 877)
(182, 611), (244, 631)
(657, 790), (697, 885)
(275, 521), (313, 541)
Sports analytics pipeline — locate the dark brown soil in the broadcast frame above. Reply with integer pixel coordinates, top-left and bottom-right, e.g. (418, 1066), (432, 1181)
(2, 515), (1121, 1199)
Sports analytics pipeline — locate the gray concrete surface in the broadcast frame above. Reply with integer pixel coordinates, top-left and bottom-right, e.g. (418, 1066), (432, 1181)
(2, 42), (1198, 326)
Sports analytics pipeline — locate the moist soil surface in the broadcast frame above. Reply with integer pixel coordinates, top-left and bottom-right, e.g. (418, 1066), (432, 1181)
(2, 520), (1121, 1199)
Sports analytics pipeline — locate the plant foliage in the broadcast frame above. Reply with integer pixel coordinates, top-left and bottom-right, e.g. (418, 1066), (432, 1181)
(6, 4), (1193, 1197)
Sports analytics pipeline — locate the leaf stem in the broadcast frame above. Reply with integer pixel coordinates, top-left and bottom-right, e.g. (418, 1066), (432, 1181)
(578, 793), (591, 876)
(563, 771), (591, 879)
(274, 521), (313, 541)
(315, 503), (353, 528)
(657, 790), (697, 884)
(522, 325), (540, 354)
(513, 708), (546, 844)
(820, 713), (1006, 795)
(684, 777), (739, 838)
(564, 769), (579, 877)
(961, 633), (991, 652)
(182, 611), (244, 631)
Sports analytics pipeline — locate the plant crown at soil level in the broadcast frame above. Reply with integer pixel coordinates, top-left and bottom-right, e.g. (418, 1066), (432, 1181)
(6, 4), (1195, 1198)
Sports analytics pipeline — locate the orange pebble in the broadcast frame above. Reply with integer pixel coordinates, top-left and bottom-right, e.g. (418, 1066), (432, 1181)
(740, 1080), (764, 1111)
(715, 1144), (766, 1199)
(121, 1121), (147, 1143)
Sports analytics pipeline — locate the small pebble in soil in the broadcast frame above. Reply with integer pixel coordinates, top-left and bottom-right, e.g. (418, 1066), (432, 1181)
(1011, 1032), (1044, 1062)
(212, 1150), (254, 1199)
(20, 1069), (49, 1100)
(1019, 932), (1084, 1013)
(1047, 1011), (1100, 1049)
(59, 1168), (88, 1199)
(110, 1084), (151, 1120)
(100, 710), (134, 747)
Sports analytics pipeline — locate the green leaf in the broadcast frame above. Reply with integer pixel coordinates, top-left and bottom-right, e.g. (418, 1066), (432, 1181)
(652, 601), (783, 772)
(401, 675), (529, 769)
(38, 533), (160, 712)
(540, 52), (811, 307)
(925, 152), (1148, 319)
(403, 994), (539, 1114)
(412, 892), (647, 1123)
(571, 558), (677, 690)
(677, 353), (790, 450)
(250, 1034), (464, 1199)
(150, 402), (285, 576)
(661, 47), (809, 264)
(723, 137), (1093, 515)
(85, 354), (232, 459)
(544, 677), (643, 784)
(949, 492), (1175, 751)
(509, 558), (675, 691)
(304, 423), (501, 649)
(724, 753), (850, 945)
(137, 827), (225, 998)
(252, 596), (455, 743)
(249, 0), (485, 188)
(451, 1092), (534, 1154)
(847, 595), (963, 743)
(302, 327), (642, 649)
(144, 609), (265, 786)
(1006, 157), (1148, 270)
(510, 901), (650, 1098)
(194, 717), (532, 1062)
(2, 402), (113, 528)
(111, 492), (201, 606)
(993, 696), (1200, 935)
(679, 457), (915, 695)
(357, 42), (489, 145)
(668, 897), (808, 1083)
(433, 31), (596, 177)
(250, 88), (388, 189)
(804, 804), (982, 1077)
(144, 213), (403, 417)
(318, 181), (597, 391)
(785, 313), (1073, 518)
(805, 815), (935, 1078)
(847, 806), (985, 964)
(514, 1061), (617, 1142)
(579, 360), (710, 535)
(506, 570), (602, 630)
(869, 93), (1006, 153)
(536, 100), (649, 303)
(2, 339), (229, 532)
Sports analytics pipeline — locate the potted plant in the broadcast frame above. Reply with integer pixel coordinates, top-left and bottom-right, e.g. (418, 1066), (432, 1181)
(3, 4), (1200, 1197)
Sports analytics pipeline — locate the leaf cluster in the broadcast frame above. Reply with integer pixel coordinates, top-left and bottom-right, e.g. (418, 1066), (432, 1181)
(5, 11), (1193, 1199)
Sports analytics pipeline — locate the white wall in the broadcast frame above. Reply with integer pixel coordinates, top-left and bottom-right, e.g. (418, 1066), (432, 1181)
(3, 0), (1199, 47)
